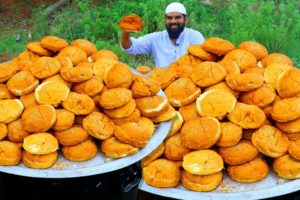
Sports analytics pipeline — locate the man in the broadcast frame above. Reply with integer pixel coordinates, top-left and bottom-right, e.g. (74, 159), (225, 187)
(120, 2), (205, 67)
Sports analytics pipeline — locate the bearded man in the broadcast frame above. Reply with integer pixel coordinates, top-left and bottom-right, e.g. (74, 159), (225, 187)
(120, 2), (205, 67)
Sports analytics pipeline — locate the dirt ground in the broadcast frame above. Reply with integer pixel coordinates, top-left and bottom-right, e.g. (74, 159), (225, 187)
(0, 0), (55, 62)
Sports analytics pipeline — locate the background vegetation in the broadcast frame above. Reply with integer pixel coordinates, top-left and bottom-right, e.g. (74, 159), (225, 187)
(1, 0), (300, 68)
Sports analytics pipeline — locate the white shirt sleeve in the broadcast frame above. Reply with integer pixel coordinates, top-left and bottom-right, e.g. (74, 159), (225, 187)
(120, 33), (154, 55)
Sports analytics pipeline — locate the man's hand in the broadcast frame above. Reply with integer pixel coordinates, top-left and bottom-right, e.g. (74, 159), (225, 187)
(119, 14), (143, 49)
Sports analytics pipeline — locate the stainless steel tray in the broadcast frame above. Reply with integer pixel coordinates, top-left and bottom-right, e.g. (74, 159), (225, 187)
(139, 171), (300, 199)
(0, 120), (170, 178)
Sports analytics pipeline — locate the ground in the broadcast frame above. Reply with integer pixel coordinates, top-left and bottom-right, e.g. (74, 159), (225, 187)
(0, 0), (55, 62)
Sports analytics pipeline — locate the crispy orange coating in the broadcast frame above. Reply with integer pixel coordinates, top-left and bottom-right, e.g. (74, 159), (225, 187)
(202, 37), (235, 56)
(54, 125), (89, 146)
(135, 95), (169, 117)
(149, 67), (176, 89)
(21, 105), (56, 132)
(218, 140), (259, 165)
(27, 42), (53, 56)
(261, 53), (294, 67)
(7, 119), (30, 142)
(22, 151), (58, 169)
(7, 70), (39, 96)
(252, 125), (289, 158)
(0, 62), (18, 83)
(131, 75), (160, 98)
(101, 137), (139, 158)
(165, 77), (201, 107)
(62, 139), (98, 162)
(181, 117), (221, 149)
(114, 117), (154, 147)
(227, 157), (269, 183)
(271, 97), (300, 122)
(227, 102), (266, 129)
(118, 14), (144, 31)
(238, 41), (268, 61)
(273, 155), (300, 179)
(0, 99), (24, 124)
(104, 62), (133, 89)
(82, 111), (115, 140)
(71, 39), (97, 56)
(58, 46), (88, 65)
(62, 92), (95, 115)
(40, 36), (68, 52)
(23, 132), (59, 155)
(277, 68), (300, 98)
(181, 171), (223, 192)
(164, 134), (191, 161)
(0, 141), (22, 165)
(223, 49), (257, 72)
(216, 122), (242, 147)
(143, 159), (181, 188)
(99, 88), (132, 109)
(239, 83), (276, 108)
(191, 61), (226, 87)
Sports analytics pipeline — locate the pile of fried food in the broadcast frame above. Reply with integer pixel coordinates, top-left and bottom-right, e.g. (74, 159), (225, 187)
(141, 37), (300, 192)
(0, 36), (170, 169)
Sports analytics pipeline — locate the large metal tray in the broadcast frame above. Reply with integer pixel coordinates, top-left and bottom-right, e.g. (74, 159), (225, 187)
(0, 120), (170, 178)
(139, 171), (300, 199)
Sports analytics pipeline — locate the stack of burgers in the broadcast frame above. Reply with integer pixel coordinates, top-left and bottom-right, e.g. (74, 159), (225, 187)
(141, 37), (300, 192)
(0, 36), (171, 169)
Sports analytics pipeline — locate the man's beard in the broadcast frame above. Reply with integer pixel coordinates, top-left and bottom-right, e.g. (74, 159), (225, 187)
(166, 24), (185, 39)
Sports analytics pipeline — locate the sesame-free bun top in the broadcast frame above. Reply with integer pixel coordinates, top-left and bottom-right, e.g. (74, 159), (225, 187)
(227, 157), (269, 183)
(131, 75), (160, 98)
(71, 39), (97, 56)
(143, 159), (181, 188)
(273, 155), (300, 179)
(34, 81), (70, 106)
(196, 89), (236, 120)
(21, 105), (56, 132)
(23, 132), (58, 155)
(182, 149), (224, 175)
(82, 111), (115, 140)
(58, 46), (88, 65)
(261, 53), (294, 67)
(238, 41), (268, 61)
(101, 137), (139, 159)
(118, 14), (144, 32)
(252, 125), (289, 158)
(61, 92), (95, 115)
(191, 61), (226, 87)
(180, 117), (221, 150)
(202, 37), (235, 56)
(264, 63), (292, 90)
(135, 95), (169, 118)
(223, 49), (257, 72)
(218, 140), (259, 165)
(31, 57), (61, 79)
(227, 102), (266, 129)
(238, 83), (276, 108)
(271, 97), (300, 122)
(0, 141), (22, 166)
(0, 99), (24, 124)
(187, 44), (217, 61)
(27, 42), (53, 57)
(40, 36), (68, 52)
(104, 62), (133, 89)
(165, 77), (201, 107)
(277, 68), (300, 98)
(7, 70), (39, 96)
(99, 88), (132, 109)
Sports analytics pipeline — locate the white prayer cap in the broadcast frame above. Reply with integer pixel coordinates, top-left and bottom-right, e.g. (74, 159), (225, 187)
(165, 2), (187, 15)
